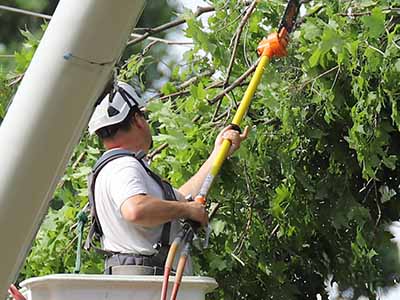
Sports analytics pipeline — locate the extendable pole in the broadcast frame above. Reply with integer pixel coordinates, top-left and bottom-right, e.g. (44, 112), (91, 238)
(195, 30), (288, 205)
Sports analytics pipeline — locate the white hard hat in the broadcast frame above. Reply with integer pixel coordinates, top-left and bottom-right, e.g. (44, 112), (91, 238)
(88, 81), (145, 135)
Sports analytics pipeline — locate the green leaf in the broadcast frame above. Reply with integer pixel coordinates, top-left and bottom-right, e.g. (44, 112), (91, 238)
(395, 59), (400, 72)
(212, 219), (226, 237)
(320, 27), (343, 54)
(382, 155), (397, 170)
(302, 22), (321, 41)
(379, 185), (397, 203)
(309, 49), (321, 67)
(362, 8), (385, 39)
(160, 82), (177, 95)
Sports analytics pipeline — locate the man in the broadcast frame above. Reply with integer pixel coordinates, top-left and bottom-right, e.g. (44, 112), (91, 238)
(87, 81), (248, 275)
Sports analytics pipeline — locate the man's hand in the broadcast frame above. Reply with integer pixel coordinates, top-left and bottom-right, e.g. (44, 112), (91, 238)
(213, 125), (250, 156)
(178, 125), (250, 205)
(184, 201), (208, 226)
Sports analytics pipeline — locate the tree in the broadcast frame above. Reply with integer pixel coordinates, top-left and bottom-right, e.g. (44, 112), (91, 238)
(2, 0), (400, 299)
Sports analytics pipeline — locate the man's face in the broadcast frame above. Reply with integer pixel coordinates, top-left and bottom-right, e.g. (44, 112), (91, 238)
(138, 110), (153, 152)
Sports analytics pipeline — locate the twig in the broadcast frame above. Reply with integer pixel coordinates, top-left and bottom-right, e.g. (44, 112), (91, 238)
(269, 224), (280, 240)
(57, 151), (87, 190)
(231, 252), (245, 266)
(0, 54), (15, 58)
(233, 162), (255, 255)
(224, 0), (259, 88)
(64, 234), (79, 252)
(177, 70), (215, 90)
(243, 23), (252, 68)
(374, 181), (382, 227)
(7, 74), (24, 87)
(330, 66), (340, 90)
(300, 65), (339, 89)
(149, 70), (215, 102)
(141, 40), (159, 56)
(338, 7), (400, 17)
(209, 58), (259, 105)
(366, 41), (385, 56)
(393, 40), (400, 51)
(0, 5), (51, 19)
(127, 6), (215, 46)
(208, 202), (221, 220)
(130, 33), (194, 46)
(212, 92), (237, 121)
(213, 109), (229, 123)
(192, 115), (201, 123)
(71, 152), (86, 170)
(147, 143), (168, 160)
(157, 90), (191, 102)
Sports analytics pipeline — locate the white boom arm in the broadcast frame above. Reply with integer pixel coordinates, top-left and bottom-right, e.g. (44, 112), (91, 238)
(0, 0), (145, 297)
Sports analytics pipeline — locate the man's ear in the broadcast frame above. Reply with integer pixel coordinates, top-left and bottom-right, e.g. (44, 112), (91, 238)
(132, 113), (145, 129)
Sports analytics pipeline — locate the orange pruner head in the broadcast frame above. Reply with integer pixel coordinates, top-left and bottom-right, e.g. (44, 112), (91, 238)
(257, 0), (300, 58)
(256, 30), (288, 58)
(194, 195), (206, 205)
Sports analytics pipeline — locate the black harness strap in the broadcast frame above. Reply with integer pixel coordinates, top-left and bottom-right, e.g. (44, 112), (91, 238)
(84, 149), (176, 254)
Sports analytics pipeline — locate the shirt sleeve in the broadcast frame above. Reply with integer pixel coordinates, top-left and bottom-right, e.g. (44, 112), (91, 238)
(108, 157), (149, 210)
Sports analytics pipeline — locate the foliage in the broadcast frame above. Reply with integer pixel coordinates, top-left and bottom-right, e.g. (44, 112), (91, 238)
(1, 0), (400, 299)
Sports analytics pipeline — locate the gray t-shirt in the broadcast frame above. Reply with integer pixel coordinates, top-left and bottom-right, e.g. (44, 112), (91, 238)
(94, 151), (192, 273)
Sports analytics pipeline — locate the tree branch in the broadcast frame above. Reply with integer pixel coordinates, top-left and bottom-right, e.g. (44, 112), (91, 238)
(0, 5), (51, 19)
(338, 7), (400, 17)
(7, 74), (24, 87)
(209, 58), (259, 105)
(127, 5), (215, 46)
(299, 65), (339, 89)
(147, 143), (168, 160)
(149, 71), (218, 103)
(224, 0), (259, 89)
(130, 33), (194, 46)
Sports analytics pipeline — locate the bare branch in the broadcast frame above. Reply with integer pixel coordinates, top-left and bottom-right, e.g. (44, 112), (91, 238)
(374, 181), (382, 228)
(300, 65), (339, 89)
(0, 5), (51, 19)
(127, 6), (215, 46)
(209, 58), (259, 105)
(269, 224), (280, 240)
(338, 7), (400, 17)
(130, 33), (193, 46)
(7, 74), (24, 87)
(157, 90), (191, 102)
(208, 202), (221, 220)
(366, 41), (385, 56)
(233, 162), (256, 255)
(149, 70), (216, 102)
(147, 143), (168, 161)
(224, 0), (259, 88)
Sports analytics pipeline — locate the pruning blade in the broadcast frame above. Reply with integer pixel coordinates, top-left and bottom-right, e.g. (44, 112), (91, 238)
(278, 0), (301, 34)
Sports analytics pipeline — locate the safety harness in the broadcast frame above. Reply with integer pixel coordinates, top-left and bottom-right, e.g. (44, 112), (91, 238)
(84, 148), (177, 262)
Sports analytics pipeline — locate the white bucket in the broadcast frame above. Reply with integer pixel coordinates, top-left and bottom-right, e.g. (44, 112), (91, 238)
(19, 274), (218, 300)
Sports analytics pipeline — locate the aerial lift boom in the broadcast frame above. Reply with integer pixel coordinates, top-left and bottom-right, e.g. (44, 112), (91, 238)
(0, 1), (145, 298)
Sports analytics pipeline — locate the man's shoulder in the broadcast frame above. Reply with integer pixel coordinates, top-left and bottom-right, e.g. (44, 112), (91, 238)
(96, 154), (146, 177)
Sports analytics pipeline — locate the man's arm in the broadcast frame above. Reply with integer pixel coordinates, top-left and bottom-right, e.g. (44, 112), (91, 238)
(121, 194), (208, 227)
(120, 125), (248, 228)
(178, 125), (249, 198)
